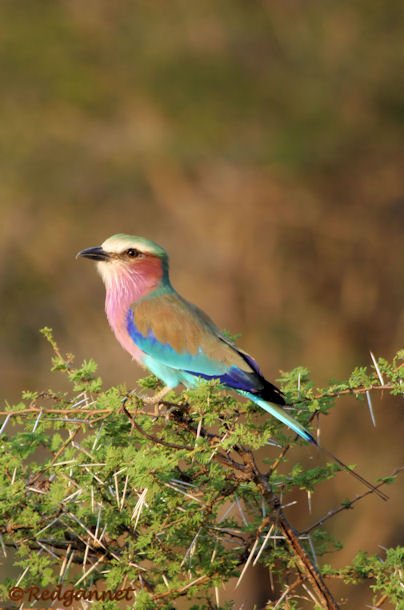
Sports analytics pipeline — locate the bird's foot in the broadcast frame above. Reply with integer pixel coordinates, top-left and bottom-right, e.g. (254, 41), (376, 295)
(141, 387), (173, 416)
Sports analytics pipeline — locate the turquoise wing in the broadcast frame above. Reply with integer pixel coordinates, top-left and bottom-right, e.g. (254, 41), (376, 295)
(127, 291), (266, 393)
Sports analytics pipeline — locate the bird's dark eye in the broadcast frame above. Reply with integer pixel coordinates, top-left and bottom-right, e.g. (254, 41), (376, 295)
(126, 248), (140, 258)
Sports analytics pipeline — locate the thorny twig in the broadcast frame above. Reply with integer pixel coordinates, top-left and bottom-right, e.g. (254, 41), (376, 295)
(302, 467), (403, 535)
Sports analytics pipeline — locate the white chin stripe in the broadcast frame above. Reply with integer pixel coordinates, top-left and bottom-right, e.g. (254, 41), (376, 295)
(96, 259), (122, 285)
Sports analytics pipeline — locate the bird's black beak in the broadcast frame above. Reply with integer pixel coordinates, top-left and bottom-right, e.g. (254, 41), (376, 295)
(76, 246), (110, 262)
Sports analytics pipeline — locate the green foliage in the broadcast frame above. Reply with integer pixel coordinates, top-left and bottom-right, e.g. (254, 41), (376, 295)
(0, 330), (402, 608)
(323, 547), (404, 609)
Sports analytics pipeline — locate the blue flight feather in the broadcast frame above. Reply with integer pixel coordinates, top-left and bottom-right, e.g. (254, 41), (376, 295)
(239, 391), (316, 444)
(184, 366), (260, 392)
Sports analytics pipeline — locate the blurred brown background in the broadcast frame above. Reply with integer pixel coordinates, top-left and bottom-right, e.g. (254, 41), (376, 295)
(0, 1), (403, 607)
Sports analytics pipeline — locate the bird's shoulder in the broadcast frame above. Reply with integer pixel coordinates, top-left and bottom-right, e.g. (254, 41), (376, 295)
(133, 289), (216, 331)
(131, 289), (249, 370)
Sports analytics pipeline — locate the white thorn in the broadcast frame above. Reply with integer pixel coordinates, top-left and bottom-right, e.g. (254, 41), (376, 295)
(75, 554), (106, 587)
(235, 495), (248, 526)
(113, 473), (120, 508)
(68, 513), (106, 549)
(15, 565), (30, 587)
(370, 351), (385, 385)
(37, 541), (59, 560)
(91, 424), (103, 452)
(32, 409), (43, 432)
(235, 537), (259, 588)
(253, 524), (275, 566)
(273, 583), (291, 609)
(53, 460), (77, 467)
(308, 534), (318, 567)
(35, 518), (59, 538)
(94, 505), (102, 541)
(0, 534), (7, 558)
(62, 489), (83, 504)
(59, 544), (72, 579)
(0, 414), (12, 435)
(366, 390), (377, 427)
(131, 488), (148, 529)
(82, 539), (90, 574)
(120, 474), (129, 511)
(302, 583), (322, 607)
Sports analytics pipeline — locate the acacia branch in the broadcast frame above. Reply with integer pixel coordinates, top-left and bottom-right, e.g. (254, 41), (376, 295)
(232, 443), (339, 610)
(301, 467), (402, 535)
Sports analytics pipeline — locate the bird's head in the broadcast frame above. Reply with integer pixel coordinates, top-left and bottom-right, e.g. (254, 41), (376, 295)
(77, 234), (169, 298)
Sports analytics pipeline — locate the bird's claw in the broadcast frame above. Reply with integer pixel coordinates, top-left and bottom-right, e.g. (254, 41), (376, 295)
(139, 387), (173, 419)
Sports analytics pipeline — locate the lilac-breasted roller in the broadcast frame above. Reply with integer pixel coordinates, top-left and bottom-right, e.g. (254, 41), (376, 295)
(78, 234), (387, 500)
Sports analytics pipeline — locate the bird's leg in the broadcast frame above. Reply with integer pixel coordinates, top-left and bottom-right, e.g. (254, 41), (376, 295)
(142, 386), (172, 404)
(142, 387), (173, 416)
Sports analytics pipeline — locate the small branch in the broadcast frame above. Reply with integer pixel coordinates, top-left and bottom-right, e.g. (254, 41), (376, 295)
(302, 467), (403, 535)
(0, 407), (114, 417)
(153, 574), (211, 601)
(29, 427), (82, 486)
(312, 383), (399, 400)
(265, 576), (302, 609)
(373, 593), (388, 608)
(122, 404), (194, 451)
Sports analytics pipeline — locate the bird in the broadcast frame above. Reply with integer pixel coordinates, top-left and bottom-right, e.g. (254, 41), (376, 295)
(77, 233), (387, 500)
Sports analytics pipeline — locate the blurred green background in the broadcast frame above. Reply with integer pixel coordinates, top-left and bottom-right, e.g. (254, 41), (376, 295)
(0, 1), (403, 607)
